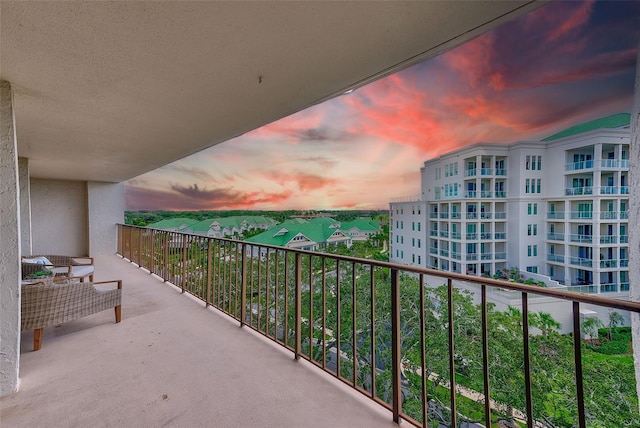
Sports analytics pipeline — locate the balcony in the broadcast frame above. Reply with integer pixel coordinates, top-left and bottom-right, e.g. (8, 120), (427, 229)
(6, 225), (640, 428)
(494, 191), (507, 198)
(480, 168), (493, 176)
(565, 160), (594, 171)
(569, 234), (592, 243)
(464, 191), (477, 198)
(547, 212), (565, 219)
(494, 232), (506, 240)
(565, 187), (593, 196)
(547, 254), (565, 263)
(600, 235), (617, 244)
(569, 211), (593, 220)
(3, 255), (393, 428)
(464, 169), (477, 177)
(451, 212), (462, 219)
(600, 259), (617, 268)
(495, 168), (507, 176)
(569, 257), (593, 267)
(494, 212), (507, 219)
(547, 233), (565, 241)
(600, 211), (617, 220)
(599, 186), (618, 195)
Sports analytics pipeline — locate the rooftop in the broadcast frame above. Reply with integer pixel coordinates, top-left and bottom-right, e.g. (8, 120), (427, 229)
(1, 255), (395, 427)
(543, 113), (631, 141)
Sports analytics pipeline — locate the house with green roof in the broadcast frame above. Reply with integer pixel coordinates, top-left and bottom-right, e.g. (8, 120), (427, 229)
(147, 217), (198, 232)
(245, 218), (351, 251)
(186, 215), (278, 238)
(340, 217), (381, 241)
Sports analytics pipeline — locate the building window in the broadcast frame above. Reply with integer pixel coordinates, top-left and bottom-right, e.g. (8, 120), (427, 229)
(527, 245), (538, 257)
(528, 224), (537, 236)
(412, 238), (415, 247)
(527, 203), (538, 215)
(417, 223), (421, 231)
(412, 222), (415, 231)
(536, 156), (542, 170)
(526, 155), (531, 170)
(412, 254), (416, 263)
(526, 266), (538, 273)
(525, 179), (530, 193)
(536, 179), (541, 193)
(417, 255), (421, 265)
(417, 239), (421, 248)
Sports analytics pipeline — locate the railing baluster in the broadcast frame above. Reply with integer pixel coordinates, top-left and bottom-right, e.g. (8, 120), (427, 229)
(294, 252), (302, 360)
(240, 243), (247, 327)
(309, 255), (314, 359)
(322, 257), (327, 368)
(447, 277), (457, 427)
(522, 292), (533, 427)
(284, 252), (289, 348)
(336, 259), (341, 378)
(207, 239), (212, 307)
(481, 284), (492, 428)
(419, 273), (427, 428)
(274, 249), (280, 342)
(258, 247), (263, 331)
(352, 261), (357, 387)
(573, 301), (587, 428)
(370, 265), (376, 399)
(266, 248), (271, 336)
(391, 268), (401, 424)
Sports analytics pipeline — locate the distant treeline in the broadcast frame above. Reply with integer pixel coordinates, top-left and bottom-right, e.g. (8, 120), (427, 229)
(125, 209), (389, 227)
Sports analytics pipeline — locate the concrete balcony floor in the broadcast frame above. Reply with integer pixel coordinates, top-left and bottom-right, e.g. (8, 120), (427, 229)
(2, 255), (397, 428)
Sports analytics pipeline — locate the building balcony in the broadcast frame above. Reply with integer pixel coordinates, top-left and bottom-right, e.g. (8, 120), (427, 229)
(494, 191), (507, 198)
(480, 212), (492, 219)
(600, 211), (617, 220)
(451, 232), (462, 240)
(429, 230), (438, 237)
(494, 212), (507, 219)
(480, 191), (493, 198)
(494, 252), (507, 260)
(466, 253), (478, 261)
(464, 169), (477, 177)
(599, 186), (618, 195)
(7, 225), (640, 428)
(621, 235), (629, 243)
(464, 191), (477, 198)
(565, 160), (594, 171)
(429, 212), (438, 219)
(600, 235), (617, 244)
(480, 232), (492, 240)
(547, 233), (565, 241)
(480, 168), (493, 176)
(569, 211), (593, 220)
(600, 283), (619, 293)
(565, 187), (593, 196)
(569, 257), (593, 267)
(569, 234), (592, 243)
(547, 212), (565, 220)
(600, 259), (617, 268)
(620, 259), (629, 267)
(466, 212), (477, 220)
(621, 186), (630, 194)
(3, 255), (393, 428)
(429, 247), (438, 255)
(547, 254), (565, 263)
(495, 168), (507, 176)
(494, 232), (506, 240)
(465, 233), (477, 240)
(439, 213), (449, 219)
(451, 251), (462, 260)
(440, 231), (449, 238)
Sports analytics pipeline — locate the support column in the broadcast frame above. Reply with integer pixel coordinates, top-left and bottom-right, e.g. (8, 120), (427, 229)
(0, 80), (21, 396)
(19, 157), (32, 255)
(87, 182), (125, 256)
(629, 42), (640, 409)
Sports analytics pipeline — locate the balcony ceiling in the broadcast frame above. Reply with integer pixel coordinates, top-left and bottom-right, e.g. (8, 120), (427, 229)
(1, 1), (541, 182)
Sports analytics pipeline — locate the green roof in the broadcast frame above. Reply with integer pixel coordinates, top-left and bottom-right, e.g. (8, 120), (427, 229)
(543, 113), (630, 141)
(245, 221), (349, 247)
(147, 218), (198, 230)
(341, 218), (380, 232)
(188, 215), (278, 232)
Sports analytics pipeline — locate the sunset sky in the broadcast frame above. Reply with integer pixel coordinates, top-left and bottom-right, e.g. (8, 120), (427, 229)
(125, 0), (640, 211)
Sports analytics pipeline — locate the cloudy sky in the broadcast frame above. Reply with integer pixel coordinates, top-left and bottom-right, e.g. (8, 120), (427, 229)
(126, 0), (639, 211)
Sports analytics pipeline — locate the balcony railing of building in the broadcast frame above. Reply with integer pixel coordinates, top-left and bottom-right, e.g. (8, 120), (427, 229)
(480, 212), (492, 219)
(481, 168), (493, 176)
(599, 186), (618, 195)
(547, 254), (565, 263)
(466, 212), (477, 220)
(620, 259), (629, 267)
(464, 169), (477, 177)
(494, 191), (507, 198)
(600, 235), (617, 244)
(429, 212), (438, 219)
(429, 247), (438, 255)
(480, 191), (493, 198)
(429, 231), (438, 237)
(440, 213), (449, 219)
(466, 254), (478, 261)
(570, 211), (593, 220)
(621, 186), (630, 194)
(621, 282), (630, 291)
(466, 233), (477, 240)
(481, 253), (493, 260)
(495, 168), (507, 176)
(565, 160), (594, 171)
(480, 232), (492, 240)
(464, 191), (477, 198)
(440, 231), (449, 238)
(547, 233), (565, 241)
(494, 252), (507, 260)
(621, 211), (629, 220)
(117, 224), (640, 428)
(600, 211), (617, 220)
(451, 212), (462, 219)
(600, 159), (630, 169)
(494, 212), (507, 219)
(547, 212), (565, 220)
(621, 235), (629, 243)
(569, 257), (593, 267)
(565, 187), (593, 196)
(451, 251), (462, 260)
(599, 259), (617, 269)
(569, 234), (592, 243)
(451, 232), (461, 240)
(494, 232), (506, 240)
(599, 283), (619, 293)
(439, 249), (449, 257)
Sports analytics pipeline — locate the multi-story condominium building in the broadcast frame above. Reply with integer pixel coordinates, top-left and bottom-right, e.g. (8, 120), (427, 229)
(390, 114), (631, 298)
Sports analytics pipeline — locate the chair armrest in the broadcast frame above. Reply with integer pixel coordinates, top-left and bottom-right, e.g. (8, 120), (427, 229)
(93, 279), (122, 290)
(69, 256), (94, 266)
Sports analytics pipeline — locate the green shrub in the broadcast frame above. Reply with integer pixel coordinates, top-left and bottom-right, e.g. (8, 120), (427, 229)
(594, 340), (630, 355)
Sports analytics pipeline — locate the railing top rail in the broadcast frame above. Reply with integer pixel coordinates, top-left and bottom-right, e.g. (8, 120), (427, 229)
(119, 224), (640, 313)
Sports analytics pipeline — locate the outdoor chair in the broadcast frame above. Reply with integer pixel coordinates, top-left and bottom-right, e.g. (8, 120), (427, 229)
(21, 278), (122, 351)
(22, 255), (94, 282)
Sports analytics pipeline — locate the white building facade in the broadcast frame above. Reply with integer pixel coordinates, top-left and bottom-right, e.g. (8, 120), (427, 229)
(390, 115), (631, 299)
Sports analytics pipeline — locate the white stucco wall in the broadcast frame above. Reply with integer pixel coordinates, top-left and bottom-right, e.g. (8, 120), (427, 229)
(19, 157), (32, 255)
(0, 80), (21, 396)
(30, 179), (88, 256)
(88, 182), (124, 256)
